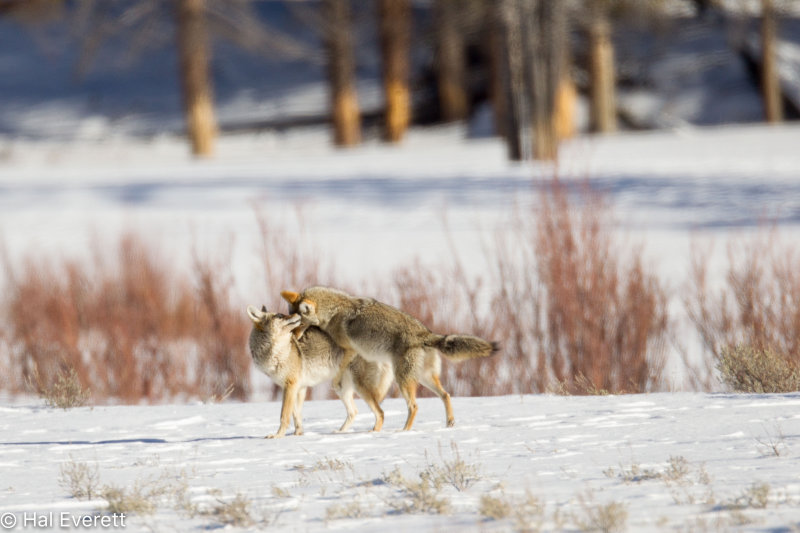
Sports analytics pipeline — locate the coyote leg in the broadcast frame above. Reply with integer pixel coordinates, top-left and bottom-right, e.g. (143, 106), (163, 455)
(336, 378), (358, 433)
(398, 379), (419, 431)
(333, 348), (356, 391)
(292, 386), (307, 436)
(421, 373), (454, 428)
(268, 380), (298, 438)
(361, 392), (385, 432)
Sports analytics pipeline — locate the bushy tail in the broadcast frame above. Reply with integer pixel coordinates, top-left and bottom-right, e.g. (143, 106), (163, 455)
(427, 334), (500, 361)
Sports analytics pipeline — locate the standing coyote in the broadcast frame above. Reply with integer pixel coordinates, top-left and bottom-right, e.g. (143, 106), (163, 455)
(281, 287), (499, 431)
(247, 306), (392, 438)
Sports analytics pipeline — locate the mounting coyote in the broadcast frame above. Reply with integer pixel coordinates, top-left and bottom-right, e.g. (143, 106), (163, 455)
(281, 287), (499, 431)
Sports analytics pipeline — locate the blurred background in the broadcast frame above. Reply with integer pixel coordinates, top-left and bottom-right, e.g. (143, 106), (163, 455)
(1, 0), (800, 404)
(0, 0), (797, 153)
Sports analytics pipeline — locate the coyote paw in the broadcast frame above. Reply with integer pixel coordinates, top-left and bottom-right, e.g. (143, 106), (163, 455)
(447, 418), (455, 428)
(265, 433), (284, 439)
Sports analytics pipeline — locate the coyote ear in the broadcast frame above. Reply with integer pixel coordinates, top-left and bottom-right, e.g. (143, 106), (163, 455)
(261, 304), (267, 312)
(246, 305), (264, 323)
(281, 290), (301, 305)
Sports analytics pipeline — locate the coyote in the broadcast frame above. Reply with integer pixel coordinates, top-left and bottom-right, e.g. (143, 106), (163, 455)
(247, 306), (392, 438)
(281, 287), (499, 431)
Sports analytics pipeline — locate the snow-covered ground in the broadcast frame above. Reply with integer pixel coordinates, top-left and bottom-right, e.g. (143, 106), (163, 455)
(2, 8), (800, 531)
(3, 122), (799, 287)
(1, 393), (799, 532)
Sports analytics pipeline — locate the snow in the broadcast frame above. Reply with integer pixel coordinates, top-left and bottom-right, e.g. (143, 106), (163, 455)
(1, 393), (799, 531)
(2, 6), (800, 530)
(2, 121), (799, 289)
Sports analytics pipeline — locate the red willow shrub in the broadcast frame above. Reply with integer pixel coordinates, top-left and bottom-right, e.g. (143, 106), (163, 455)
(388, 181), (671, 396)
(1, 186), (673, 403)
(1, 234), (250, 403)
(525, 182), (670, 393)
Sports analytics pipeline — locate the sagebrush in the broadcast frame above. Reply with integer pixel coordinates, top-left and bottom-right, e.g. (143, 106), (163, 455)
(686, 233), (800, 390)
(717, 344), (800, 393)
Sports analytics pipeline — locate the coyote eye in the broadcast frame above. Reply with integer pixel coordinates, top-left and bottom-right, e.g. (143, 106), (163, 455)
(299, 302), (312, 315)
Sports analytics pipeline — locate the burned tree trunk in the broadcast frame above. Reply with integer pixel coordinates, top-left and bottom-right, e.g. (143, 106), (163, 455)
(324, 0), (361, 146)
(378, 0), (411, 142)
(434, 0), (468, 122)
(175, 0), (216, 157)
(761, 0), (783, 123)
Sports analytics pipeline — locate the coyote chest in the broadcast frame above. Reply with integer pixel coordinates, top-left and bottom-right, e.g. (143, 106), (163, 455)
(249, 329), (296, 385)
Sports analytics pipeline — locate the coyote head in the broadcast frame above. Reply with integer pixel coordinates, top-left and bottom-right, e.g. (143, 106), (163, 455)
(247, 305), (302, 335)
(280, 290), (320, 326)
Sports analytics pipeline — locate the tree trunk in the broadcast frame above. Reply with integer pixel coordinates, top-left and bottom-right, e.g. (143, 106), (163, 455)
(434, 0), (468, 122)
(555, 76), (577, 141)
(379, 0), (411, 143)
(526, 0), (566, 161)
(324, 0), (361, 146)
(761, 0), (783, 123)
(487, 1), (509, 138)
(589, 10), (617, 133)
(499, 0), (527, 160)
(491, 0), (568, 161)
(175, 0), (216, 157)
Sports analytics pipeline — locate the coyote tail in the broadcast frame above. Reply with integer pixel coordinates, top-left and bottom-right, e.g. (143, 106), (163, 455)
(428, 334), (500, 361)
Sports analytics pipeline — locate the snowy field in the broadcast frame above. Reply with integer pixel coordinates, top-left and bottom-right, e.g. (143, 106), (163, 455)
(2, 5), (800, 531)
(2, 62), (800, 533)
(1, 393), (800, 532)
(2, 122), (800, 290)
(2, 120), (800, 532)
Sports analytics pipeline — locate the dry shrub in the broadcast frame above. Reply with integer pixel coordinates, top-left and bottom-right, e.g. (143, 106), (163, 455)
(200, 494), (255, 527)
(383, 466), (451, 515)
(28, 364), (91, 409)
(389, 181), (670, 395)
(252, 203), (343, 399)
(717, 344), (800, 393)
(389, 258), (500, 397)
(253, 203), (340, 311)
(59, 458), (101, 500)
(2, 233), (249, 403)
(0, 188), (670, 401)
(191, 245), (252, 401)
(520, 182), (670, 394)
(685, 232), (800, 390)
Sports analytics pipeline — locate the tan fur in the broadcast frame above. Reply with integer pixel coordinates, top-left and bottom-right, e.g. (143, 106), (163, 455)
(281, 286), (499, 431)
(247, 306), (392, 438)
